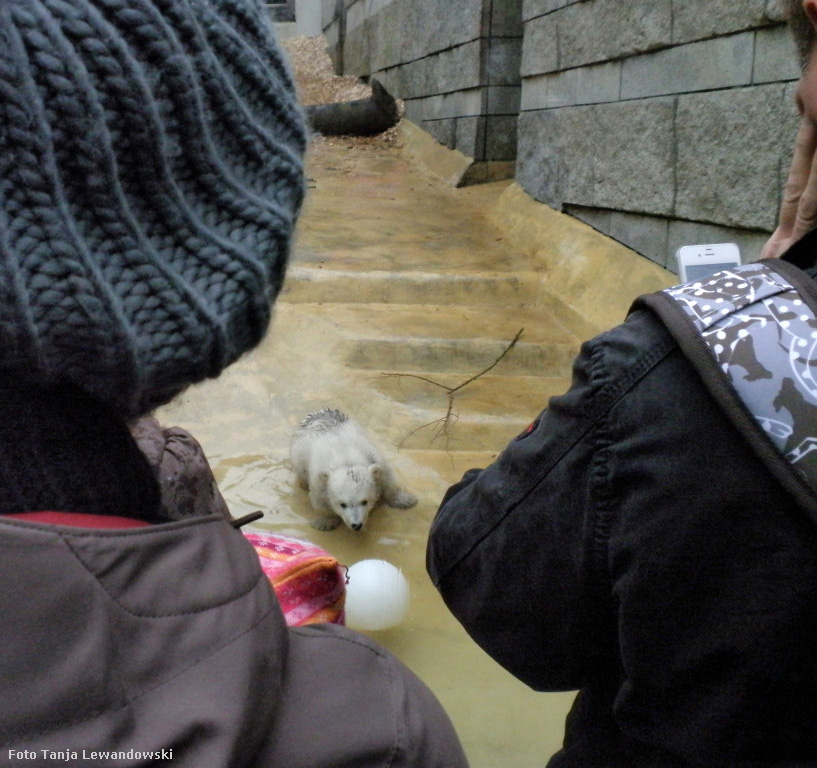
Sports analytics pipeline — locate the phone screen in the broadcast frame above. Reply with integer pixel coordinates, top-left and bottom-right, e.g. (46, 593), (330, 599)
(683, 262), (739, 281)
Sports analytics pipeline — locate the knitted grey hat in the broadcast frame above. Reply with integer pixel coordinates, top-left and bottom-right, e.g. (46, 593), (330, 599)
(0, 0), (306, 416)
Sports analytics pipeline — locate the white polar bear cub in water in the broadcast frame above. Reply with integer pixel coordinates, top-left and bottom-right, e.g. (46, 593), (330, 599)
(291, 409), (418, 531)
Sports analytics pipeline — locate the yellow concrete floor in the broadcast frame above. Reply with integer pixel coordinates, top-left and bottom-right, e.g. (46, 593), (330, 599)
(157, 133), (671, 767)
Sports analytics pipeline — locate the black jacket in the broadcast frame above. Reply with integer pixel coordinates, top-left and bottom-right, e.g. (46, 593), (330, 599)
(427, 244), (817, 767)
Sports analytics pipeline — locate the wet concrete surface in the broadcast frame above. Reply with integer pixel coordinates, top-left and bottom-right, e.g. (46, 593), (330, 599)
(157, 133), (673, 767)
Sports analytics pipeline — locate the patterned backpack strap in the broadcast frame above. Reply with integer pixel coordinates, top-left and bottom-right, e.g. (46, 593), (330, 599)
(632, 259), (817, 521)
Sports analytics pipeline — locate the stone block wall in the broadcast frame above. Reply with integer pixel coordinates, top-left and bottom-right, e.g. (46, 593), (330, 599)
(518, 0), (801, 269)
(322, 0), (523, 170)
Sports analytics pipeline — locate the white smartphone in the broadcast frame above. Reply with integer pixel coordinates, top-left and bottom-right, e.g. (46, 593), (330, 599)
(675, 243), (741, 282)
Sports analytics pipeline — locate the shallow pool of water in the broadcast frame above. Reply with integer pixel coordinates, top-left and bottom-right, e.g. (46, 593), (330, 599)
(157, 308), (576, 768)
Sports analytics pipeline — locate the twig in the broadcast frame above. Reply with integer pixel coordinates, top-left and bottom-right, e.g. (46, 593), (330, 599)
(378, 372), (450, 390)
(397, 417), (447, 448)
(381, 328), (524, 451)
(448, 327), (524, 395)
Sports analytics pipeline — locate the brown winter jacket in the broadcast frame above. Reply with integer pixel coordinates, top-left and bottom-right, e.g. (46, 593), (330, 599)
(0, 519), (467, 767)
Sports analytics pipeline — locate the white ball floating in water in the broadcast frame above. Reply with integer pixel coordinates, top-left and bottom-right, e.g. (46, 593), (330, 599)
(344, 559), (410, 631)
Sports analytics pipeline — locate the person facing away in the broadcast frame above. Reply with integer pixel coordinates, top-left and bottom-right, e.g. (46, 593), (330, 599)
(427, 1), (817, 766)
(0, 1), (468, 766)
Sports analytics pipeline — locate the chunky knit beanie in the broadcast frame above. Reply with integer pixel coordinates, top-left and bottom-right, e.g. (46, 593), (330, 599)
(0, 0), (306, 417)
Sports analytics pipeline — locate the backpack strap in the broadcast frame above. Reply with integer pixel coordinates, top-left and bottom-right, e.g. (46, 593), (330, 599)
(631, 259), (817, 523)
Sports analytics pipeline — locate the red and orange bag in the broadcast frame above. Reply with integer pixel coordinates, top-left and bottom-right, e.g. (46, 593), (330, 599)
(244, 531), (346, 627)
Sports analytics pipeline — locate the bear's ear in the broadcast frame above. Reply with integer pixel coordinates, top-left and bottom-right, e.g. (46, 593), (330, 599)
(317, 471), (329, 489)
(368, 464), (380, 480)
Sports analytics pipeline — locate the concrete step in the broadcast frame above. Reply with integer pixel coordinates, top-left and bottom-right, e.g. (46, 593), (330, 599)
(294, 176), (534, 276)
(280, 299), (580, 380)
(290, 239), (534, 275)
(281, 299), (570, 332)
(393, 412), (530, 452)
(281, 266), (542, 307)
(400, 449), (501, 486)
(342, 379), (537, 452)
(362, 371), (562, 452)
(347, 336), (576, 377)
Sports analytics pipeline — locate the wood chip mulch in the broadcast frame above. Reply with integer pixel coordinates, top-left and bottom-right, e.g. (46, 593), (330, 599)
(282, 35), (404, 150)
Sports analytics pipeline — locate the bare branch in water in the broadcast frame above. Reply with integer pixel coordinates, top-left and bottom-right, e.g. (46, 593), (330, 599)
(377, 372), (451, 391)
(381, 328), (524, 452)
(448, 328), (524, 395)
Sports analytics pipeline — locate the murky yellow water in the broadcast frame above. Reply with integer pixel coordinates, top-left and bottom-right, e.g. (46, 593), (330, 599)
(157, 138), (578, 767)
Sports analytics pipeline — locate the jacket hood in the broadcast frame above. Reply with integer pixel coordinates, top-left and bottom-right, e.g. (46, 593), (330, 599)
(0, 515), (286, 767)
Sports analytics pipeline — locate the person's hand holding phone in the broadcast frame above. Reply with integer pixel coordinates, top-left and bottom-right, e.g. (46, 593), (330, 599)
(763, 116), (817, 259)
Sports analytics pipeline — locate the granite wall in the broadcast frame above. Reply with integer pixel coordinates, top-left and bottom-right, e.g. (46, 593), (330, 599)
(322, 0), (803, 270)
(518, 0), (801, 268)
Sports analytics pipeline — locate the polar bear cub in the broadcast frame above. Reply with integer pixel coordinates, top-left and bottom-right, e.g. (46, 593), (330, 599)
(290, 409), (418, 531)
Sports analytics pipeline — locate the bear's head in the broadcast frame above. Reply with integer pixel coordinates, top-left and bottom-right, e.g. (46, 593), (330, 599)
(320, 465), (380, 531)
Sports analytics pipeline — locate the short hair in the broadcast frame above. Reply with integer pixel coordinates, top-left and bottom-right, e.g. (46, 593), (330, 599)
(782, 0), (815, 69)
